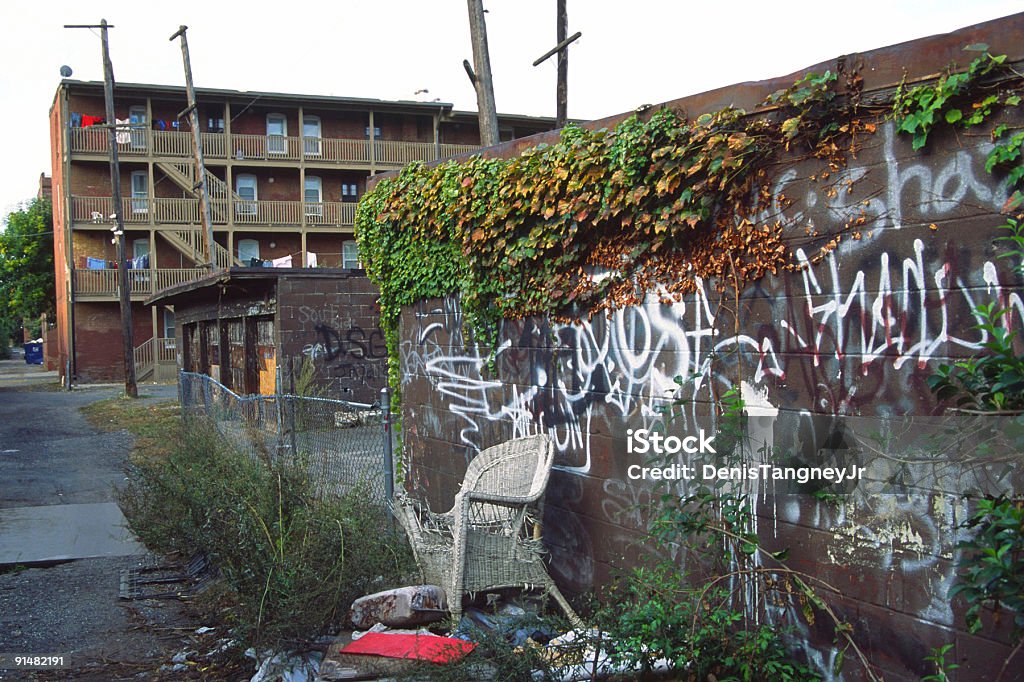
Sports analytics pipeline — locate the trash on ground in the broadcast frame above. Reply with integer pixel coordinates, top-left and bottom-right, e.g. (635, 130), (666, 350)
(339, 631), (475, 663)
(118, 552), (215, 600)
(451, 604), (556, 647)
(247, 648), (322, 682)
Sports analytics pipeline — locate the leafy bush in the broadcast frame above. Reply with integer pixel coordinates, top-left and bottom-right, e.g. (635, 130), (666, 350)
(949, 496), (1024, 636)
(120, 419), (414, 649)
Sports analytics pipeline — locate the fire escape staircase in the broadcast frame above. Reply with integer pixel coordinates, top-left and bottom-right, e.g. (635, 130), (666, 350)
(155, 161), (242, 268)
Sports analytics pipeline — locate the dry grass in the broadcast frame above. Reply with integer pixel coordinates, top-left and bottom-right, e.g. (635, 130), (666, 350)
(82, 397), (181, 462)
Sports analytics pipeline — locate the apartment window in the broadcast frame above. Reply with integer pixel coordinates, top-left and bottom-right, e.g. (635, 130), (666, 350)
(342, 240), (361, 269)
(163, 308), (176, 342)
(235, 174), (257, 215)
(364, 126), (381, 139)
(304, 176), (323, 217)
(130, 171), (148, 214)
(238, 238), (260, 263)
(341, 183), (359, 203)
(266, 113), (287, 155)
(129, 105), (147, 149)
(132, 238), (150, 259)
(303, 115), (322, 156)
(207, 116), (225, 133)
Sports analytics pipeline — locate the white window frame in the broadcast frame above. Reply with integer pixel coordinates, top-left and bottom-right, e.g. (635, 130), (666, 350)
(132, 237), (150, 259)
(130, 170), (149, 214)
(304, 176), (323, 218)
(163, 308), (176, 344)
(342, 240), (361, 269)
(266, 113), (287, 155)
(303, 115), (322, 157)
(235, 174), (258, 216)
(238, 238), (260, 264)
(129, 105), (148, 149)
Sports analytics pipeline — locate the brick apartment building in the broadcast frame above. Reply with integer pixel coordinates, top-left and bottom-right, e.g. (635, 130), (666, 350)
(49, 79), (554, 384)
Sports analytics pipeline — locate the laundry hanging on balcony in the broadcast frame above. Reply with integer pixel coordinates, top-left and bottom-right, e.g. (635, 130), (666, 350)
(127, 254), (149, 270)
(305, 251), (318, 267)
(86, 257), (107, 270)
(115, 118), (130, 144)
(271, 255), (293, 268)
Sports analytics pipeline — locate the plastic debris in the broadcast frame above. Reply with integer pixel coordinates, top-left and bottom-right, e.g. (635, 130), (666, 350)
(339, 631), (475, 664)
(247, 649), (322, 682)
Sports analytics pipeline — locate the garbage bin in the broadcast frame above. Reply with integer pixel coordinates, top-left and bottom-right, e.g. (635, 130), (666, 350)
(23, 342), (43, 365)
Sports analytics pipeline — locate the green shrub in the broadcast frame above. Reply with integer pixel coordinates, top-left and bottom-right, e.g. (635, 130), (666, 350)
(119, 418), (414, 649)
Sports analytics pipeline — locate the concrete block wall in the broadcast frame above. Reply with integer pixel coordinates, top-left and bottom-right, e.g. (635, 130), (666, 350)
(277, 274), (387, 404)
(395, 15), (1024, 681)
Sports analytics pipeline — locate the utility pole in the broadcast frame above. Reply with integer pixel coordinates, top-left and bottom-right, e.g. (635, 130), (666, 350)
(170, 25), (216, 268)
(556, 0), (568, 128)
(532, 1), (581, 129)
(465, 0), (499, 147)
(65, 19), (137, 398)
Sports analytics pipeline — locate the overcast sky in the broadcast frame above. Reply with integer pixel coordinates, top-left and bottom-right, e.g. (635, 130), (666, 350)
(1, 0), (1020, 221)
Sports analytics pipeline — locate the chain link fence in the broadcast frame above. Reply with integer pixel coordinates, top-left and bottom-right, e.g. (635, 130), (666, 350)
(179, 371), (395, 506)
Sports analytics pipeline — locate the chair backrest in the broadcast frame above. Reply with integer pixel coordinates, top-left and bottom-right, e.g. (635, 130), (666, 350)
(460, 434), (554, 504)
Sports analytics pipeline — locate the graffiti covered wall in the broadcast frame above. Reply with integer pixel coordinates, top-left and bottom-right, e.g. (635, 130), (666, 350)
(395, 16), (1024, 682)
(277, 274), (387, 403)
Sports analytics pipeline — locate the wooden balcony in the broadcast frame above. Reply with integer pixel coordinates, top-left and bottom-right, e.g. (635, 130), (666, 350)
(68, 127), (478, 167)
(73, 267), (207, 301)
(70, 196), (357, 228)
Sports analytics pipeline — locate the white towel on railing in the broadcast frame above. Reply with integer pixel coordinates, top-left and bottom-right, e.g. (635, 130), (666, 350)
(305, 251), (318, 267)
(272, 255), (293, 268)
(115, 118), (130, 144)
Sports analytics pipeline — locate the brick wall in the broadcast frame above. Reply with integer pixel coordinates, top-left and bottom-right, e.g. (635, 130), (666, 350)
(319, 112), (371, 140)
(50, 89), (70, 382)
(231, 109), (298, 137)
(72, 302), (152, 382)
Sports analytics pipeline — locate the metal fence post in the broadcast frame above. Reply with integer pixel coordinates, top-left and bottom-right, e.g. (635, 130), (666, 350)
(381, 387), (395, 509)
(275, 364), (285, 461)
(203, 371), (212, 419)
(287, 357), (297, 458)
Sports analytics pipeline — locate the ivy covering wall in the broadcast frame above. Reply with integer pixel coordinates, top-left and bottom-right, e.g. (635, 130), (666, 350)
(355, 47), (1023, 402)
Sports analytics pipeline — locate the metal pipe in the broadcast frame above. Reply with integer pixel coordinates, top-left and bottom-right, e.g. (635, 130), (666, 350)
(381, 386), (395, 511)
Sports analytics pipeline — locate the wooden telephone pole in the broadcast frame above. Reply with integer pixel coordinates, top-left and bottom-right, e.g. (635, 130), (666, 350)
(532, 0), (581, 128)
(170, 25), (216, 268)
(555, 0), (568, 127)
(465, 0), (500, 147)
(64, 19), (137, 398)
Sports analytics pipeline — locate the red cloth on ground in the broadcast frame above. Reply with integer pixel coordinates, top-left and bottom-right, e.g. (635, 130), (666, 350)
(339, 632), (475, 664)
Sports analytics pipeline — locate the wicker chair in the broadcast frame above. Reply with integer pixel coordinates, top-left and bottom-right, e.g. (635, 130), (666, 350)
(394, 434), (582, 627)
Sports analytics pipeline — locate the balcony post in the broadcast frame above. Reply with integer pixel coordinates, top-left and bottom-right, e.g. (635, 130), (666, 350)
(433, 112), (441, 160)
(368, 110), (376, 175)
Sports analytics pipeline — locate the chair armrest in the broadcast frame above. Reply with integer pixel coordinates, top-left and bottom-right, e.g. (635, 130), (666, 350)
(464, 490), (539, 505)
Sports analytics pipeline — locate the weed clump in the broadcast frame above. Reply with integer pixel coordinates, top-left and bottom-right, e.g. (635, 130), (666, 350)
(120, 418), (414, 650)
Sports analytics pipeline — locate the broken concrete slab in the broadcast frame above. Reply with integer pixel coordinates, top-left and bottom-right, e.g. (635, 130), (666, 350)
(0, 502), (143, 565)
